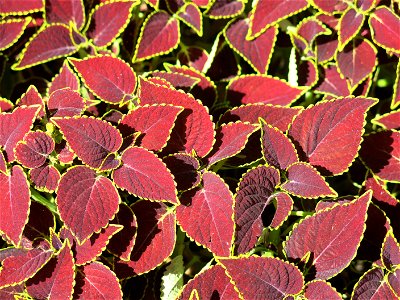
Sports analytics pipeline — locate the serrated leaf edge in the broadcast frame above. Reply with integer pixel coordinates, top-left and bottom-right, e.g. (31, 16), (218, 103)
(0, 17), (32, 51)
(337, 7), (365, 50)
(176, 2), (203, 36)
(205, 0), (245, 20)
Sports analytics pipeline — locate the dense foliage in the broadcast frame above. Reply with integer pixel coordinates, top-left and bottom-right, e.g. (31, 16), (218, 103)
(0, 0), (399, 299)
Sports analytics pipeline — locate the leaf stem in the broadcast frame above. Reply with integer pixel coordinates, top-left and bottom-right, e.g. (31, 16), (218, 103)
(30, 188), (58, 215)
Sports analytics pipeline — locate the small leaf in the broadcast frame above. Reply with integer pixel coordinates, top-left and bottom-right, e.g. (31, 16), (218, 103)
(281, 162), (337, 198)
(177, 46), (209, 71)
(134, 11), (180, 61)
(269, 192), (293, 229)
(288, 97), (377, 175)
(388, 268), (400, 297)
(48, 61), (80, 95)
(163, 153), (201, 191)
(177, 3), (202, 36)
(206, 0), (244, 19)
(30, 165), (61, 192)
(227, 75), (305, 106)
(56, 166), (120, 243)
(392, 60), (400, 109)
(304, 280), (341, 299)
(25, 242), (74, 300)
(113, 147), (178, 203)
(369, 6), (400, 53)
(0, 248), (53, 288)
(352, 268), (398, 299)
(177, 172), (234, 257)
(0, 18), (30, 51)
(74, 262), (122, 300)
(0, 166), (30, 247)
(16, 86), (45, 118)
(48, 88), (85, 118)
(45, 0), (85, 30)
(381, 229), (400, 270)
(0, 98), (13, 113)
(15, 131), (54, 168)
(372, 110), (400, 130)
(225, 18), (277, 74)
(285, 191), (372, 280)
(338, 8), (364, 49)
(55, 141), (75, 164)
(69, 55), (136, 104)
(53, 116), (122, 169)
(161, 255), (184, 300)
(315, 64), (350, 96)
(315, 35), (339, 64)
(356, 0), (376, 12)
(297, 17), (331, 46)
(219, 256), (304, 299)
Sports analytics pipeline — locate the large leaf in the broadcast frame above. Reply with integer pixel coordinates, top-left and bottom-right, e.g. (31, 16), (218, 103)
(234, 166), (280, 254)
(176, 172), (234, 256)
(219, 256), (304, 299)
(248, 0), (308, 39)
(118, 104), (183, 151)
(25, 242), (75, 300)
(0, 166), (30, 247)
(56, 166), (120, 244)
(285, 191), (372, 280)
(288, 97), (377, 175)
(53, 116), (122, 169)
(369, 6), (400, 53)
(227, 75), (305, 106)
(225, 18), (277, 74)
(352, 268), (398, 299)
(45, 0), (85, 30)
(134, 11), (180, 61)
(69, 55), (136, 104)
(138, 78), (215, 157)
(0, 18), (30, 51)
(85, 0), (136, 47)
(114, 201), (176, 276)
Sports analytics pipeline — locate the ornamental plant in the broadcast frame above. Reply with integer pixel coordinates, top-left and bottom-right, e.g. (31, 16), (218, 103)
(0, 0), (399, 299)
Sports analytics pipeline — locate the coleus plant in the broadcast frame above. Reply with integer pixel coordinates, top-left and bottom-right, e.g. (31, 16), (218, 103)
(0, 0), (399, 299)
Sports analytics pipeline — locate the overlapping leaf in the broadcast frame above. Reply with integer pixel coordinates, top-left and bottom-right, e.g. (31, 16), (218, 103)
(352, 268), (397, 299)
(0, 0), (43, 15)
(16, 86), (45, 118)
(369, 7), (400, 53)
(206, 0), (244, 19)
(338, 8), (364, 49)
(381, 229), (400, 269)
(15, 131), (54, 168)
(304, 280), (341, 299)
(30, 165), (61, 192)
(269, 192), (294, 229)
(163, 154), (201, 191)
(48, 88), (85, 118)
(45, 0), (85, 30)
(150, 71), (200, 91)
(48, 62), (79, 95)
(315, 65), (350, 96)
(0, 18), (30, 51)
(177, 3), (202, 36)
(373, 110), (400, 130)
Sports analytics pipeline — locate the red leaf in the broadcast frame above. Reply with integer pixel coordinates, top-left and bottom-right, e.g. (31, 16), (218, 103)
(30, 165), (61, 192)
(139, 78), (215, 157)
(269, 192), (293, 229)
(177, 265), (240, 300)
(304, 280), (341, 300)
(220, 104), (302, 132)
(191, 0), (209, 7)
(0, 98), (13, 113)
(15, 131), (54, 168)
(177, 3), (202, 36)
(177, 172), (234, 256)
(0, 106), (39, 162)
(369, 6), (400, 53)
(45, 0), (85, 30)
(373, 110), (400, 130)
(16, 86), (45, 118)
(150, 71), (200, 91)
(392, 60), (400, 109)
(315, 64), (350, 96)
(48, 61), (80, 95)
(12, 24), (84, 70)
(388, 268), (400, 297)
(219, 256), (304, 299)
(206, 0), (244, 19)
(0, 284), (24, 300)
(26, 242), (74, 300)
(205, 122), (258, 166)
(315, 35), (339, 63)
(163, 153), (201, 191)
(53, 116), (122, 169)
(336, 39), (377, 89)
(0, 0), (43, 14)
(225, 19), (277, 74)
(22, 201), (54, 243)
(0, 248), (53, 288)
(74, 262), (122, 300)
(297, 17), (331, 46)
(113, 147), (178, 204)
(288, 97), (377, 175)
(107, 203), (138, 261)
(281, 162), (337, 198)
(360, 130), (400, 182)
(119, 104), (183, 151)
(0, 151), (6, 174)
(356, 0), (376, 12)
(48, 88), (85, 118)
(70, 55), (136, 104)
(338, 8), (364, 49)
(114, 201), (176, 277)
(352, 268), (398, 299)
(86, 1), (136, 47)
(381, 229), (400, 269)
(285, 191), (372, 280)
(248, 0), (308, 39)
(0, 166), (30, 246)
(134, 11), (180, 61)
(56, 166), (120, 243)
(234, 166), (280, 254)
(227, 75), (305, 106)
(0, 18), (30, 51)
(61, 225), (122, 265)
(55, 141), (75, 164)
(261, 123), (298, 170)
(311, 0), (347, 14)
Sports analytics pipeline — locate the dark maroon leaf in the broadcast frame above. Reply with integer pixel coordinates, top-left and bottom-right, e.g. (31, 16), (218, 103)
(285, 191), (372, 280)
(269, 192), (293, 229)
(225, 18), (277, 74)
(134, 11), (180, 61)
(102, 110), (124, 126)
(48, 88), (85, 118)
(26, 242), (74, 300)
(53, 116), (122, 169)
(0, 151), (6, 174)
(0, 166), (30, 247)
(177, 265), (240, 299)
(338, 8), (365, 49)
(0, 284), (24, 300)
(150, 71), (200, 91)
(356, 0), (376, 11)
(369, 6), (400, 53)
(177, 172), (234, 256)
(114, 201), (176, 277)
(297, 17), (331, 46)
(0, 98), (13, 113)
(388, 268), (400, 297)
(55, 141), (75, 164)
(288, 97), (377, 175)
(177, 3), (202, 36)
(297, 58), (319, 87)
(372, 110), (400, 130)
(15, 131), (54, 168)
(69, 55), (136, 104)
(48, 61), (79, 95)
(315, 64), (350, 96)
(56, 166), (120, 243)
(45, 0), (85, 30)
(86, 1), (136, 47)
(163, 153), (201, 191)
(234, 166), (280, 254)
(0, 0), (43, 14)
(206, 0), (244, 19)
(304, 280), (341, 299)
(177, 47), (209, 71)
(315, 35), (339, 63)
(248, 0), (308, 39)
(219, 256), (304, 299)
(360, 131), (400, 182)
(0, 18), (30, 51)
(381, 229), (400, 269)
(227, 75), (305, 106)
(352, 268), (397, 299)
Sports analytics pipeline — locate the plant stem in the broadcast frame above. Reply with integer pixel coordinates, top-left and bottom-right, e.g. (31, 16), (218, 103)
(30, 188), (58, 215)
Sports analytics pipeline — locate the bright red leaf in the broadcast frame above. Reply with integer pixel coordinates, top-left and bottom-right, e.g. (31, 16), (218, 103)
(16, 86), (45, 118)
(369, 6), (400, 53)
(372, 110), (400, 130)
(315, 64), (350, 96)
